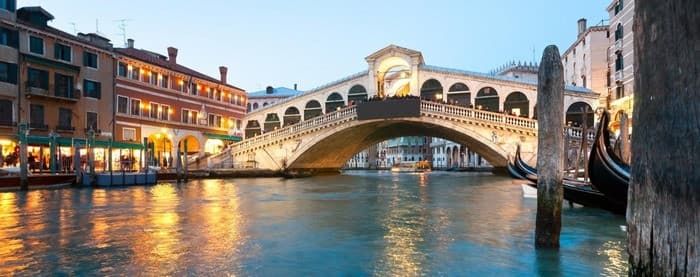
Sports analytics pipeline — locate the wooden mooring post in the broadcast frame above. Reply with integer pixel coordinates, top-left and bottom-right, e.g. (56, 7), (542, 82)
(628, 0), (699, 274)
(534, 45), (564, 248)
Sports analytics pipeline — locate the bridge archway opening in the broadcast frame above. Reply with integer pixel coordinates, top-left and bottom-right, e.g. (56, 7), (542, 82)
(376, 57), (411, 98)
(325, 92), (345, 113)
(420, 79), (443, 101)
(504, 91), (529, 117)
(566, 101), (594, 127)
(283, 107), (301, 126)
(264, 113), (281, 132)
(304, 100), (323, 120)
(286, 119), (510, 171)
(447, 82), (471, 106)
(147, 132), (173, 166)
(348, 85), (368, 104)
(475, 87), (499, 112)
(245, 120), (261, 138)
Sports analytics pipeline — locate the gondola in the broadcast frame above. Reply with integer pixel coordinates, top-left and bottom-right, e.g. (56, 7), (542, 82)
(510, 142), (626, 214)
(587, 111), (631, 208)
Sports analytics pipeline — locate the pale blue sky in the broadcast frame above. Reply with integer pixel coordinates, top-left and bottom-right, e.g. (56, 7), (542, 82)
(21, 0), (611, 92)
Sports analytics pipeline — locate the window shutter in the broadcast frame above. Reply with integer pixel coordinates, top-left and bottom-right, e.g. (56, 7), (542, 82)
(83, 80), (88, 97)
(8, 30), (18, 48)
(7, 63), (17, 84)
(54, 44), (60, 59)
(96, 82), (101, 99)
(83, 52), (88, 66)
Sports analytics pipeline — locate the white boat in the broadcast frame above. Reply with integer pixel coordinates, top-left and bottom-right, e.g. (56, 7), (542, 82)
(390, 161), (431, 173)
(521, 184), (537, 198)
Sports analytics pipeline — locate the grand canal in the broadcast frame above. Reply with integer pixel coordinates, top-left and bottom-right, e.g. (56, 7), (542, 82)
(0, 172), (627, 275)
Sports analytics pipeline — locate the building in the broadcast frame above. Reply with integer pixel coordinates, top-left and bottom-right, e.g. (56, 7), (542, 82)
(490, 61), (539, 82)
(114, 39), (246, 168)
(1, 3), (118, 171)
(561, 19), (609, 105)
(607, 0), (634, 118)
(430, 138), (490, 169)
(247, 85), (301, 113)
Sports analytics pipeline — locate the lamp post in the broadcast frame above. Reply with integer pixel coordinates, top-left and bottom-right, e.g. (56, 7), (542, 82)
(48, 131), (59, 174)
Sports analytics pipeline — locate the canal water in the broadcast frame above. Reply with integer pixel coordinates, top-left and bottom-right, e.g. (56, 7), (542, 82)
(0, 171), (627, 276)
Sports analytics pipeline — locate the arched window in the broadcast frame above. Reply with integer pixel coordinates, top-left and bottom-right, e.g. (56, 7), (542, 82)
(244, 120), (261, 138)
(475, 87), (499, 112)
(325, 92), (344, 113)
(283, 106), (301, 126)
(348, 85), (367, 104)
(304, 100), (322, 120)
(420, 79), (443, 101)
(447, 82), (471, 106)
(615, 53), (624, 71)
(253, 102), (259, 110)
(615, 23), (623, 41)
(504, 92), (529, 117)
(263, 113), (281, 132)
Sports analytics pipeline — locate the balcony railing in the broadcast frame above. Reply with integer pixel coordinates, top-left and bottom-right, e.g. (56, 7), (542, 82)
(0, 121), (17, 127)
(29, 123), (48, 130)
(56, 125), (75, 131)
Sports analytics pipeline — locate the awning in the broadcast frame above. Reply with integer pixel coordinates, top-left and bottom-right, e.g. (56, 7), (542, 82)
(23, 136), (143, 149)
(205, 133), (242, 142)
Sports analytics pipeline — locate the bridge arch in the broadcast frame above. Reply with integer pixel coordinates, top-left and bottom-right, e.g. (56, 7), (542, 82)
(245, 120), (261, 138)
(285, 117), (512, 171)
(283, 106), (301, 126)
(475, 86), (499, 112)
(504, 91), (529, 117)
(420, 79), (443, 101)
(325, 92), (345, 113)
(348, 84), (368, 104)
(304, 100), (323, 120)
(447, 82), (471, 106)
(566, 101), (594, 127)
(264, 113), (281, 132)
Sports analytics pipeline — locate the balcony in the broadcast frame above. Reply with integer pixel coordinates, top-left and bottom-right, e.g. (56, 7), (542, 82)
(30, 122), (49, 130)
(25, 82), (80, 102)
(56, 125), (75, 132)
(0, 121), (17, 128)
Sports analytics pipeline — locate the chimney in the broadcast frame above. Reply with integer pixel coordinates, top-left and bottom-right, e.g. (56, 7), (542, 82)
(167, 47), (178, 64)
(127, 38), (134, 48)
(577, 18), (587, 37)
(218, 66), (228, 84)
(266, 86), (273, 94)
(294, 83), (297, 90)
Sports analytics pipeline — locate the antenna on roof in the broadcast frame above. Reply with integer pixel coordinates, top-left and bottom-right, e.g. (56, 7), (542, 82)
(114, 19), (131, 47)
(95, 19), (100, 33)
(68, 22), (77, 34)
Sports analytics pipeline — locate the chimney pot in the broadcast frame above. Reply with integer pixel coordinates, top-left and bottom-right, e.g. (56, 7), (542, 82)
(219, 66), (228, 84)
(127, 38), (134, 48)
(266, 86), (273, 94)
(294, 83), (297, 90)
(577, 18), (587, 37)
(167, 47), (178, 64)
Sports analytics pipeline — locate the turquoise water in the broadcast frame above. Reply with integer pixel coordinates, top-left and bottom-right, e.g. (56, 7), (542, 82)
(0, 171), (627, 276)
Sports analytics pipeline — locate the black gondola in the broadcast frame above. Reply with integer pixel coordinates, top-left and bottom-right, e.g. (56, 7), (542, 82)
(587, 111), (631, 208)
(510, 141), (625, 214)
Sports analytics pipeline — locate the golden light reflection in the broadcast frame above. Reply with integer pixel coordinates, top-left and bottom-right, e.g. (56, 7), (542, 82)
(599, 240), (627, 276)
(0, 193), (28, 275)
(90, 189), (110, 249)
(200, 180), (245, 259)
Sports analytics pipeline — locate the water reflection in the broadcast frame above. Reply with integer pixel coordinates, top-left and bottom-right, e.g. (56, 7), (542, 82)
(0, 193), (26, 274)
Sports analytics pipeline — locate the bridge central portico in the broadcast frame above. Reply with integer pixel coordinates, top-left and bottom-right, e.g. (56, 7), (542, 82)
(214, 45), (599, 173)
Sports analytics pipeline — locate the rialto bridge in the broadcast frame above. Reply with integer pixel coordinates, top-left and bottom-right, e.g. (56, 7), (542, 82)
(213, 45), (599, 173)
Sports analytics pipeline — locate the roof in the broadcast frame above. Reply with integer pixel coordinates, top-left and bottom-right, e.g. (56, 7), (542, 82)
(247, 87), (302, 98)
(421, 64), (594, 93)
(17, 6), (54, 20)
(115, 47), (244, 91)
(365, 44), (424, 65)
(14, 8), (112, 51)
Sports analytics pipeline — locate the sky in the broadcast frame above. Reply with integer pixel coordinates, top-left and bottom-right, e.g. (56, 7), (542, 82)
(21, 0), (611, 93)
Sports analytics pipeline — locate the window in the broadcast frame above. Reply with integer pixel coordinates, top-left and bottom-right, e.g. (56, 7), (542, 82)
(29, 36), (44, 55)
(123, 127), (136, 141)
(216, 115), (222, 128)
(215, 90), (221, 101)
(54, 73), (74, 98)
(86, 112), (98, 131)
(150, 72), (157, 86)
(117, 96), (128, 114)
(208, 113), (215, 127)
(616, 85), (624, 99)
(0, 99), (12, 126)
(0, 61), (17, 84)
(161, 75), (169, 89)
(181, 108), (190, 123)
(0, 27), (18, 48)
(118, 62), (127, 77)
(615, 24), (623, 41)
(27, 68), (49, 89)
(130, 66), (140, 80)
(30, 104), (45, 129)
(83, 80), (101, 99)
(83, 51), (98, 68)
(150, 103), (159, 119)
(191, 111), (198, 124)
(614, 0), (623, 15)
(190, 83), (197, 95)
(615, 53), (624, 71)
(160, 105), (169, 121)
(54, 43), (72, 62)
(131, 98), (141, 116)
(236, 119), (242, 130)
(1, 0), (16, 11)
(58, 108), (72, 130)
